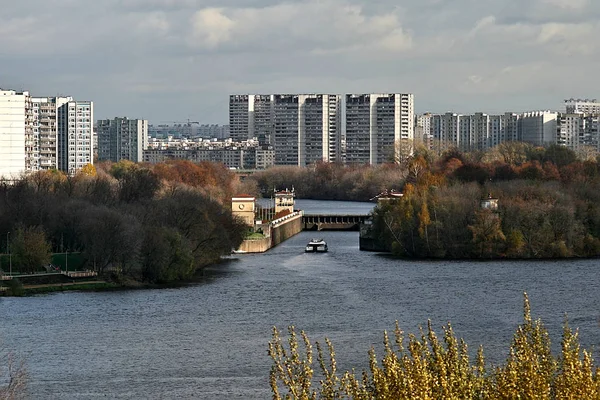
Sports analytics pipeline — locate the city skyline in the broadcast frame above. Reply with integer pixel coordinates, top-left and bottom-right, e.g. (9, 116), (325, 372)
(2, 0), (599, 123)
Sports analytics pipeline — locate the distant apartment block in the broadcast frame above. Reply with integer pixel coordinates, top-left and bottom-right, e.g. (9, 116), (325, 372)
(148, 122), (228, 139)
(557, 113), (600, 151)
(565, 98), (600, 114)
(57, 100), (94, 175)
(415, 113), (433, 148)
(198, 124), (230, 139)
(423, 107), (600, 153)
(1, 90), (92, 178)
(520, 111), (558, 147)
(97, 117), (148, 162)
(30, 96), (72, 170)
(143, 145), (274, 170)
(344, 93), (415, 164)
(230, 94), (344, 166)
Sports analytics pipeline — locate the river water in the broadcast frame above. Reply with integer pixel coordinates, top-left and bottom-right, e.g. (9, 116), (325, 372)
(2, 200), (600, 399)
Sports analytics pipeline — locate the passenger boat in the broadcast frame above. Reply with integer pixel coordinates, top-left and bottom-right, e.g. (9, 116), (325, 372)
(305, 238), (328, 253)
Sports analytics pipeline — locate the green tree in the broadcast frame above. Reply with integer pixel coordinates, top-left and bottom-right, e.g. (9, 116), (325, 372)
(544, 144), (577, 168)
(140, 227), (195, 283)
(11, 226), (52, 273)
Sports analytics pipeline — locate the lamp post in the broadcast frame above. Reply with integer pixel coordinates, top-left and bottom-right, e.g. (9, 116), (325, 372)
(6, 231), (11, 276)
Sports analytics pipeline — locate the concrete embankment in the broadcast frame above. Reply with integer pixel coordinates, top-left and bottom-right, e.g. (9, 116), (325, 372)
(237, 212), (303, 253)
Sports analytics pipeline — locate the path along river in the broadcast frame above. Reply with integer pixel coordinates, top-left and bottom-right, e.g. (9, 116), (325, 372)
(1, 200), (600, 399)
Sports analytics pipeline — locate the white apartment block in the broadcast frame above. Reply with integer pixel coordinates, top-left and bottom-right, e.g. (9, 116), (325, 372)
(565, 98), (600, 114)
(344, 93), (415, 165)
(520, 111), (558, 146)
(0, 90), (29, 179)
(97, 117), (149, 163)
(58, 100), (94, 175)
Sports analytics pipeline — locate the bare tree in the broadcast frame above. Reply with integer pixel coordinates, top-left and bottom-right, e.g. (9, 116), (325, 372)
(0, 343), (27, 399)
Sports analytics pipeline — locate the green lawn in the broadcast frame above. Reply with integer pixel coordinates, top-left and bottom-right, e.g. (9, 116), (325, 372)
(0, 252), (87, 273)
(51, 253), (87, 271)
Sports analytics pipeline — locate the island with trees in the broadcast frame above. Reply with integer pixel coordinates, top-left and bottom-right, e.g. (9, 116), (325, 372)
(243, 142), (600, 259)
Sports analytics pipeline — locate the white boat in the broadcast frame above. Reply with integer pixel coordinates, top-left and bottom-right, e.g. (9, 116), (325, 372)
(305, 238), (328, 253)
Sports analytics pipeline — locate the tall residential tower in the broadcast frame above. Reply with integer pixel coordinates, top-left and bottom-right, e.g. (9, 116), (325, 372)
(97, 117), (149, 162)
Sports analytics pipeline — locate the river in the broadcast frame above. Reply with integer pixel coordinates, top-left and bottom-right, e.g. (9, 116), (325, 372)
(1, 200), (600, 399)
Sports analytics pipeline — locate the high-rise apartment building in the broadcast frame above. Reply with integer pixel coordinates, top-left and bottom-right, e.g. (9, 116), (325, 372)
(432, 113), (460, 152)
(1, 90), (92, 177)
(229, 95), (252, 143)
(556, 113), (600, 151)
(520, 111), (558, 146)
(30, 96), (72, 171)
(97, 117), (148, 162)
(229, 95), (275, 145)
(230, 94), (344, 166)
(272, 94), (300, 166)
(415, 113), (433, 149)
(301, 94), (341, 165)
(565, 99), (600, 114)
(0, 89), (30, 178)
(58, 100), (94, 175)
(344, 93), (415, 165)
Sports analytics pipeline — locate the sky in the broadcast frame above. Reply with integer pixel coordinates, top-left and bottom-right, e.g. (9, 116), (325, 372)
(1, 0), (599, 124)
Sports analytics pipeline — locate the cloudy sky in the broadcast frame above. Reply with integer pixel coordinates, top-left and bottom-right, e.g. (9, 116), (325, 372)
(1, 0), (598, 123)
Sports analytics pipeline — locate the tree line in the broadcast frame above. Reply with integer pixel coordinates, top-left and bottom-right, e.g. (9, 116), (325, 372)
(0, 160), (247, 283)
(368, 143), (600, 258)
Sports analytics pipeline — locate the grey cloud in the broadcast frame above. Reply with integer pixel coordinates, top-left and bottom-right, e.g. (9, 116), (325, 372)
(1, 0), (598, 123)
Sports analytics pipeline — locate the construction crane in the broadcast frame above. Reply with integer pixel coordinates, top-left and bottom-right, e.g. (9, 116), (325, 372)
(156, 119), (200, 126)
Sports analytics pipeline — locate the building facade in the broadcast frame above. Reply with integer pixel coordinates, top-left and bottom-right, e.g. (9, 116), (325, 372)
(143, 145), (273, 170)
(0, 90), (29, 178)
(520, 111), (558, 147)
(30, 96), (72, 171)
(429, 112), (524, 152)
(97, 117), (149, 163)
(344, 93), (415, 165)
(57, 100), (94, 175)
(565, 99), (600, 114)
(230, 93), (412, 166)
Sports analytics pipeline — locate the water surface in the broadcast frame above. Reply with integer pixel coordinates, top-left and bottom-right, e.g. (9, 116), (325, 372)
(2, 201), (600, 399)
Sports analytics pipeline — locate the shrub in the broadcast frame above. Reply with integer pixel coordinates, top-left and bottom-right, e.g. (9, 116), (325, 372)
(269, 294), (600, 399)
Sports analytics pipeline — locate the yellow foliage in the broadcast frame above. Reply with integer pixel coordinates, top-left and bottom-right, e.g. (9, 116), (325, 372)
(269, 293), (600, 399)
(79, 163), (97, 177)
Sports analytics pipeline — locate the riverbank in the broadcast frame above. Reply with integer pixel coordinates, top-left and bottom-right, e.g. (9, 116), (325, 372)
(0, 263), (228, 296)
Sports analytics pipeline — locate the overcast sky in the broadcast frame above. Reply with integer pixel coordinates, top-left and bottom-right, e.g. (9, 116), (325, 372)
(1, 0), (598, 123)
